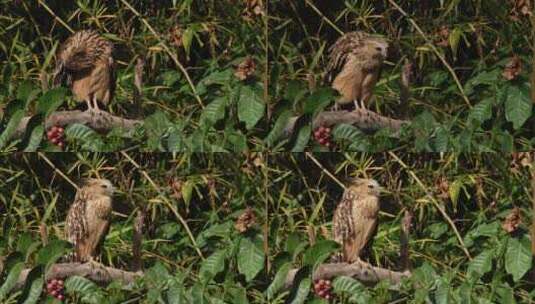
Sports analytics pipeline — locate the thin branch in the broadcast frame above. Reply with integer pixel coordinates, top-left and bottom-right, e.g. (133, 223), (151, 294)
(132, 209), (145, 272)
(284, 260), (411, 290)
(15, 263), (141, 291)
(388, 152), (472, 260)
(388, 0), (471, 107)
(400, 210), (412, 271)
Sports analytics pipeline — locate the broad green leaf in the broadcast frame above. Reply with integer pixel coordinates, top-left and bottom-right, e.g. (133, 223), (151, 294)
(332, 124), (368, 151)
(65, 276), (104, 304)
(22, 277), (43, 304)
(36, 87), (67, 117)
(200, 97), (228, 127)
(238, 86), (265, 130)
(303, 88), (335, 115)
(0, 109), (24, 150)
(265, 110), (293, 147)
(36, 240), (68, 269)
(467, 249), (493, 279)
(289, 277), (311, 304)
(303, 240), (338, 267)
(65, 123), (105, 151)
(266, 262), (292, 300)
(504, 83), (532, 130)
(23, 125), (44, 152)
(237, 237), (265, 282)
(199, 249), (227, 282)
(0, 262), (24, 300)
(332, 276), (368, 303)
(505, 237), (532, 282)
(468, 98), (493, 123)
(291, 125), (311, 152)
(435, 277), (452, 304)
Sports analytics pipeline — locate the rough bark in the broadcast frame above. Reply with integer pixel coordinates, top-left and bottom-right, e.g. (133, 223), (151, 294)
(13, 110), (142, 139)
(284, 260), (411, 290)
(15, 262), (142, 290)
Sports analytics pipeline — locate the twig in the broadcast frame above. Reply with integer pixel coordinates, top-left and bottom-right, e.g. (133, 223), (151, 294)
(400, 210), (412, 271)
(388, 152), (472, 260)
(304, 152), (346, 189)
(37, 152), (79, 190)
(132, 208), (145, 272)
(388, 0), (471, 107)
(15, 263), (141, 291)
(284, 260), (410, 290)
(13, 110), (142, 140)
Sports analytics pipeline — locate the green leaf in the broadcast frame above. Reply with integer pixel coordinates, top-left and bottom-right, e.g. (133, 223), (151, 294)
(21, 277), (43, 304)
(36, 240), (68, 269)
(200, 97), (228, 127)
(23, 125), (44, 152)
(266, 262), (292, 300)
(289, 277), (311, 304)
(332, 124), (368, 151)
(237, 86), (265, 130)
(303, 240), (338, 267)
(291, 125), (311, 152)
(0, 109), (24, 150)
(0, 262), (24, 300)
(468, 98), (493, 123)
(237, 237), (265, 282)
(504, 83), (532, 130)
(199, 249), (227, 282)
(505, 237), (532, 282)
(65, 123), (105, 151)
(265, 110), (293, 147)
(303, 88), (335, 115)
(467, 249), (493, 279)
(65, 276), (104, 304)
(36, 87), (67, 117)
(332, 276), (366, 302)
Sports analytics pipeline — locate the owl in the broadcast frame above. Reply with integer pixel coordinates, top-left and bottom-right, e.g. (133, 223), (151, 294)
(53, 30), (115, 111)
(326, 31), (388, 110)
(65, 178), (116, 262)
(332, 178), (382, 263)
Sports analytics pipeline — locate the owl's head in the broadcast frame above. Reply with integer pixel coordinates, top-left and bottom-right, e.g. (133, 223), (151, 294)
(82, 178), (116, 196)
(350, 177), (383, 196)
(365, 37), (389, 59)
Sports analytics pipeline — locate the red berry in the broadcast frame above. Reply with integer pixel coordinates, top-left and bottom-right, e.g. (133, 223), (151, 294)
(324, 127), (331, 133)
(58, 142), (64, 149)
(57, 280), (64, 287)
(325, 294), (331, 300)
(51, 290), (58, 297)
(58, 294), (65, 301)
(324, 280), (331, 287)
(51, 138), (58, 144)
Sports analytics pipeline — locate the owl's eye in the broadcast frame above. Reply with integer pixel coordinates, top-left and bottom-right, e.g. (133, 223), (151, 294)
(101, 185), (107, 188)
(368, 185), (374, 188)
(375, 47), (382, 52)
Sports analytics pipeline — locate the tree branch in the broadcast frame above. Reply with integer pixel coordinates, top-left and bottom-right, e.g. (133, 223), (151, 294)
(284, 260), (411, 290)
(15, 262), (142, 290)
(400, 210), (413, 271)
(13, 110), (142, 139)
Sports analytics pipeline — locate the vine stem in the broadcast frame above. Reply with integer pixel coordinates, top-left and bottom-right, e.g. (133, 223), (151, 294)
(388, 152), (472, 260)
(120, 152), (205, 260)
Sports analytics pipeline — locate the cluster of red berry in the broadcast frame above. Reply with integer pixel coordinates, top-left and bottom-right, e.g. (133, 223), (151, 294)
(313, 279), (333, 300)
(313, 126), (332, 148)
(46, 279), (65, 301)
(46, 126), (65, 149)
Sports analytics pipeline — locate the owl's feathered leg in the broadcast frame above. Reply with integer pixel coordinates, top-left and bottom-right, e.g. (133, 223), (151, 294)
(85, 98), (93, 111)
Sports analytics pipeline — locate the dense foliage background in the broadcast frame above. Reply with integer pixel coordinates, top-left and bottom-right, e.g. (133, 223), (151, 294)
(269, 0), (535, 151)
(1, 1), (534, 151)
(1, 152), (535, 303)
(0, 0), (267, 151)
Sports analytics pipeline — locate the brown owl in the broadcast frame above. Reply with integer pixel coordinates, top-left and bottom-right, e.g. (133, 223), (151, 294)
(332, 178), (382, 263)
(326, 31), (388, 110)
(65, 178), (116, 262)
(53, 30), (115, 111)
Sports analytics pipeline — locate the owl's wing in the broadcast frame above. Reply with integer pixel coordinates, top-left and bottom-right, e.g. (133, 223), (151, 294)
(325, 31), (368, 84)
(65, 192), (88, 261)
